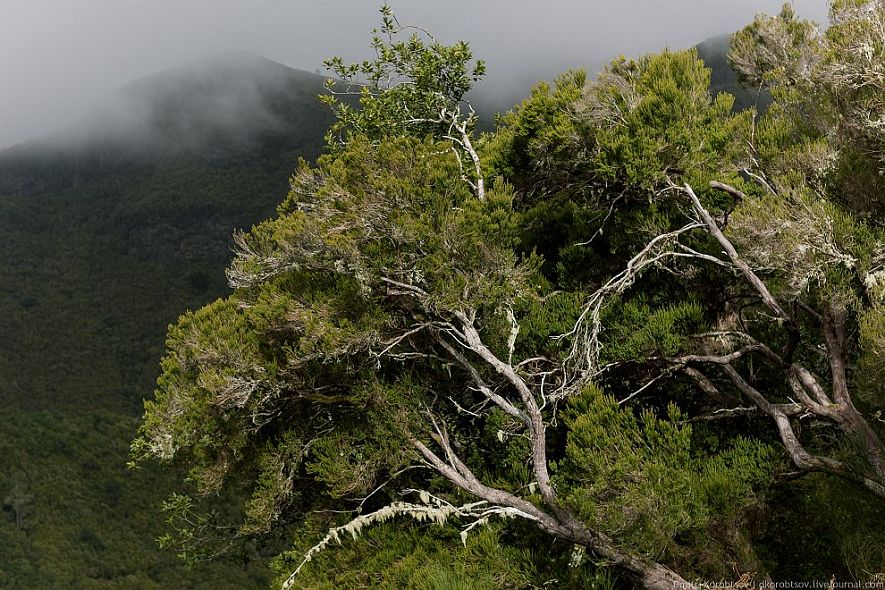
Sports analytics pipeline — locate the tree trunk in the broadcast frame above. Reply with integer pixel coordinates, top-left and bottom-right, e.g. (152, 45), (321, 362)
(593, 536), (697, 590)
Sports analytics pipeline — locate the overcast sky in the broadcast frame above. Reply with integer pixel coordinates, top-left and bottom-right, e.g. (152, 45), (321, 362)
(0, 0), (828, 149)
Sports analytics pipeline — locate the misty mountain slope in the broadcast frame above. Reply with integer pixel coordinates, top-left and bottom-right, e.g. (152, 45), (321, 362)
(695, 33), (771, 112)
(0, 52), (336, 411)
(0, 54), (335, 590)
(0, 52), (332, 195)
(110, 52), (331, 156)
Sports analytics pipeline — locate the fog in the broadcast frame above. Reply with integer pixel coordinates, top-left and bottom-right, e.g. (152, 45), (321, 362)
(0, 0), (829, 150)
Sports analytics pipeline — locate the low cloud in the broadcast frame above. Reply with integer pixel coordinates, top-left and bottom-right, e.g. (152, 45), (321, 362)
(0, 0), (829, 149)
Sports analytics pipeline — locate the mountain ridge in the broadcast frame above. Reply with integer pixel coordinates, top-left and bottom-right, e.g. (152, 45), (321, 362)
(0, 53), (332, 187)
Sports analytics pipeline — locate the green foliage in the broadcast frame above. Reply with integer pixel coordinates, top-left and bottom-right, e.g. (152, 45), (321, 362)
(579, 51), (748, 190)
(236, 135), (535, 314)
(559, 387), (776, 570)
(322, 5), (485, 147)
(34, 2), (871, 585)
(127, 17), (855, 585)
(728, 183), (885, 303)
(494, 50), (751, 203)
(731, 1), (885, 217)
(487, 70), (587, 196)
(755, 474), (885, 580)
(0, 410), (272, 589)
(858, 303), (885, 410)
(729, 4), (824, 90)
(131, 131), (551, 577)
(600, 299), (706, 363)
(273, 523), (539, 590)
(490, 48), (754, 336)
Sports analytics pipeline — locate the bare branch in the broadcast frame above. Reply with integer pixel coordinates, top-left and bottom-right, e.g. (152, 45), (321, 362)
(663, 344), (770, 365)
(453, 311), (559, 505)
(380, 276), (429, 298)
(710, 181), (748, 201)
(436, 338), (532, 429)
(686, 403), (805, 422)
(505, 306), (520, 365)
(410, 437), (700, 588)
(557, 221), (706, 397)
(371, 323), (429, 364)
(282, 491), (535, 589)
(692, 183), (792, 323)
(618, 371), (670, 406)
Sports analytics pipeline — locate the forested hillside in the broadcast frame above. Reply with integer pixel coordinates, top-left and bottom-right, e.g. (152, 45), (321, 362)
(0, 54), (334, 589)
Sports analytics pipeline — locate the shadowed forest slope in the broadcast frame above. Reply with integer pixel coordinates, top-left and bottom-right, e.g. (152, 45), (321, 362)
(0, 53), (334, 589)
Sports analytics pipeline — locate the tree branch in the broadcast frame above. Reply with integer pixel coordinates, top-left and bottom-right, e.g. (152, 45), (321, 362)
(452, 311), (559, 508)
(437, 338), (532, 428)
(692, 183), (787, 312)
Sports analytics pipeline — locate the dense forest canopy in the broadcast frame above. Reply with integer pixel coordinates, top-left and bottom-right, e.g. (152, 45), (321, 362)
(20, 1), (875, 588)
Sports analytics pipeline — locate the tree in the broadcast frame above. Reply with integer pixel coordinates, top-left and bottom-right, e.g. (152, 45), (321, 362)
(719, 0), (885, 497)
(134, 3), (885, 587)
(3, 481), (32, 530)
(730, 0), (885, 217)
(321, 5), (487, 200)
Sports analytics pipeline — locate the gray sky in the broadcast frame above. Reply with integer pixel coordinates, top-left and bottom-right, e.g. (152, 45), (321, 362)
(0, 0), (828, 149)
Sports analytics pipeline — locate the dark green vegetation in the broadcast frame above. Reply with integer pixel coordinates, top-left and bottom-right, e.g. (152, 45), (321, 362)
(0, 53), (336, 588)
(133, 5), (885, 590)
